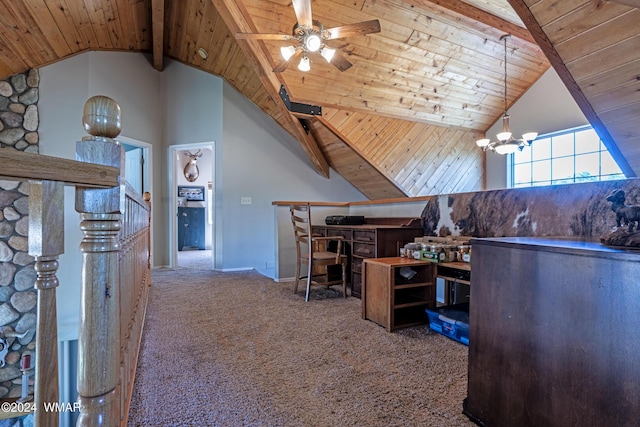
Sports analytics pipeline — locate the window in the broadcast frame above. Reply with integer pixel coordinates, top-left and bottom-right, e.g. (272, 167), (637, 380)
(511, 126), (625, 188)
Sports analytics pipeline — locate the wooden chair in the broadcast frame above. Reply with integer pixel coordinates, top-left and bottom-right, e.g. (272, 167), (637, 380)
(290, 204), (348, 301)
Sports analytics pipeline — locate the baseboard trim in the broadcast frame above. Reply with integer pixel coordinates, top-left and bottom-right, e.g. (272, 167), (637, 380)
(215, 267), (254, 272)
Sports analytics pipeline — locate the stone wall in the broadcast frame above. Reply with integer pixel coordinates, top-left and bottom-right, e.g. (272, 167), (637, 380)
(0, 69), (39, 401)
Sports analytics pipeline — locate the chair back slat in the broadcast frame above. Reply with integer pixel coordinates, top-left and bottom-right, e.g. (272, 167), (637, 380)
(290, 204), (313, 254)
(289, 204), (348, 301)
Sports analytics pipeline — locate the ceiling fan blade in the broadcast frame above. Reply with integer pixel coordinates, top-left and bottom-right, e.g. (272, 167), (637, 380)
(325, 20), (381, 40)
(235, 33), (295, 41)
(273, 49), (302, 73)
(330, 52), (353, 72)
(292, 0), (313, 27)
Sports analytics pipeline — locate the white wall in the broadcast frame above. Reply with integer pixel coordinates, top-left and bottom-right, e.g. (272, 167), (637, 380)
(222, 83), (367, 276)
(160, 59), (223, 266)
(37, 51), (368, 336)
(39, 51), (163, 340)
(485, 67), (588, 189)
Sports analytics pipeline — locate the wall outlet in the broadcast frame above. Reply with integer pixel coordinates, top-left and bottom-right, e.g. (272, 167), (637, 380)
(240, 197), (252, 205)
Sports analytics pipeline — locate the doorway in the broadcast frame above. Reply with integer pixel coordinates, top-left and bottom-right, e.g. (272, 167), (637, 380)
(168, 142), (215, 269)
(120, 136), (154, 266)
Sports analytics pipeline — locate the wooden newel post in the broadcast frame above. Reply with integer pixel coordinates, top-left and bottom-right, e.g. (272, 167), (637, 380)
(29, 180), (64, 427)
(75, 96), (125, 427)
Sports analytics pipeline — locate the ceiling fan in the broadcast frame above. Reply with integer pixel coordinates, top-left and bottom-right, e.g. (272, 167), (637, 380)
(235, 0), (380, 72)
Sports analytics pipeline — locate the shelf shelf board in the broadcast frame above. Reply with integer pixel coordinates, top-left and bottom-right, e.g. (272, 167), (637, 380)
(395, 282), (433, 290)
(394, 300), (430, 309)
(392, 320), (424, 330)
(437, 275), (471, 285)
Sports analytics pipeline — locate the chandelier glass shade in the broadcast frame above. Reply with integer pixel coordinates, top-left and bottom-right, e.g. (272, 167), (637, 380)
(477, 34), (538, 154)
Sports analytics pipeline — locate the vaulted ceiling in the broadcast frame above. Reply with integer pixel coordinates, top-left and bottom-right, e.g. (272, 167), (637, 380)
(0, 0), (638, 199)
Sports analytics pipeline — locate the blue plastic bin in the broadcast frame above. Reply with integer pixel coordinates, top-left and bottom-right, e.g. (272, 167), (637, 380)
(426, 303), (469, 345)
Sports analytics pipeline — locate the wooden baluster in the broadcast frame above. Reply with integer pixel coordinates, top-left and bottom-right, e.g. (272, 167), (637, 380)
(75, 96), (125, 427)
(29, 180), (64, 427)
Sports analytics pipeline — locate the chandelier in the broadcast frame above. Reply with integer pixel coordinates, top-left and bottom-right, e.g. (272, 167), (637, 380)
(476, 34), (538, 155)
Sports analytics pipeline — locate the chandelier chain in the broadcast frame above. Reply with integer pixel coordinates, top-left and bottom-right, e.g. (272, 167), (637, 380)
(503, 35), (508, 116)
(475, 33), (537, 154)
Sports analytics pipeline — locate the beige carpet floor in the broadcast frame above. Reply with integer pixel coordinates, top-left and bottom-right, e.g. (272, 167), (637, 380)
(127, 263), (475, 427)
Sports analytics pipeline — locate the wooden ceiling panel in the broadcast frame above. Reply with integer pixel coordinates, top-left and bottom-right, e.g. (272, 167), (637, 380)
(322, 107), (484, 196)
(4, 0), (638, 197)
(580, 58), (640, 98)
(511, 0), (640, 176)
(308, 118), (408, 200)
(241, 0), (548, 134)
(463, 0), (525, 26)
(554, 11), (640, 64)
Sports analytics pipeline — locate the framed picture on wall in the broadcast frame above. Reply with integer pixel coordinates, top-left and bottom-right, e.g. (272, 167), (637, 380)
(178, 186), (205, 201)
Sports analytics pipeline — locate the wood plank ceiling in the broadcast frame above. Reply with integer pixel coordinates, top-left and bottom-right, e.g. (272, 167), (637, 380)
(509, 0), (640, 178)
(0, 1), (636, 199)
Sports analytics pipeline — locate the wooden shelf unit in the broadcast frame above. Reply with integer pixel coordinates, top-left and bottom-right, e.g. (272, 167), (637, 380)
(436, 261), (471, 305)
(362, 257), (436, 332)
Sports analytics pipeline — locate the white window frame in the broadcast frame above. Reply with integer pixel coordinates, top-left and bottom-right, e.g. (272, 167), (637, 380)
(509, 126), (625, 188)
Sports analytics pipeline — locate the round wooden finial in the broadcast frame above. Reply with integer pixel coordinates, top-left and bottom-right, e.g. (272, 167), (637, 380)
(82, 95), (122, 138)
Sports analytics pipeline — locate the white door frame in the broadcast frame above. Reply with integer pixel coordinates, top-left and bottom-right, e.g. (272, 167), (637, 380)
(119, 135), (154, 267)
(168, 141), (215, 269)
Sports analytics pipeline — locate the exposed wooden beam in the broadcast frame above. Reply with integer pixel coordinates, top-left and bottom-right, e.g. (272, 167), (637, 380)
(507, 0), (636, 178)
(415, 0), (536, 44)
(151, 0), (164, 71)
(210, 0), (330, 178)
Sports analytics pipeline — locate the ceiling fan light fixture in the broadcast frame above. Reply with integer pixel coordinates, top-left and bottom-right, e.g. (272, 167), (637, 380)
(304, 33), (321, 52)
(281, 45), (297, 61)
(522, 132), (538, 143)
(320, 47), (335, 63)
(298, 56), (311, 72)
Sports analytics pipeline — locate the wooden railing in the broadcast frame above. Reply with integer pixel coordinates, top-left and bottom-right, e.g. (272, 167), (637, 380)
(118, 184), (151, 423)
(1, 95), (151, 426)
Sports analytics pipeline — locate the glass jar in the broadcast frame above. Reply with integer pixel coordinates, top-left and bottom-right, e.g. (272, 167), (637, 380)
(458, 245), (471, 263)
(443, 244), (458, 262)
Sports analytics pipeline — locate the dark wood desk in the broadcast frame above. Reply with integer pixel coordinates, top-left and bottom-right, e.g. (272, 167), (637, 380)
(313, 218), (423, 298)
(465, 237), (640, 427)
